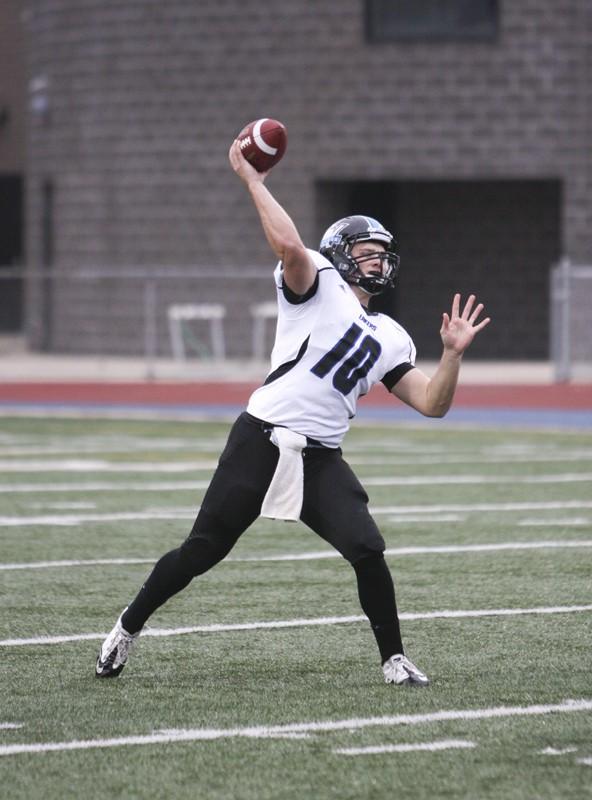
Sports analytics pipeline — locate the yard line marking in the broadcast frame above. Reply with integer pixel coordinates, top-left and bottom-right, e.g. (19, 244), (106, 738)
(1, 464), (591, 484)
(334, 739), (476, 756)
(0, 510), (196, 527)
(0, 438), (225, 457)
(0, 723), (23, 730)
(384, 514), (466, 523)
(0, 557), (156, 570)
(2, 605), (591, 647)
(362, 473), (592, 486)
(0, 511), (461, 528)
(0, 699), (590, 757)
(373, 500), (592, 515)
(3, 450), (592, 465)
(1, 472), (592, 494)
(577, 758), (592, 766)
(3, 539), (592, 571)
(154, 727), (311, 740)
(0, 459), (217, 473)
(233, 540), (592, 562)
(2, 501), (592, 527)
(0, 481), (203, 494)
(2, 465), (592, 512)
(539, 746), (578, 755)
(519, 518), (590, 527)
(29, 502), (97, 511)
(350, 452), (592, 465)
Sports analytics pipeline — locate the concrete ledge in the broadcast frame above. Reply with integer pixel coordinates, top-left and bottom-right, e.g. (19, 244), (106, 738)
(0, 338), (590, 384)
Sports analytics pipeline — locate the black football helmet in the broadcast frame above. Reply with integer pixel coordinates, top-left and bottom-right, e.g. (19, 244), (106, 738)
(319, 215), (400, 295)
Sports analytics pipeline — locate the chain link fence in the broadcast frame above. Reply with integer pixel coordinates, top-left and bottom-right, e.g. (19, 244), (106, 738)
(2, 264), (592, 383)
(16, 268), (279, 366)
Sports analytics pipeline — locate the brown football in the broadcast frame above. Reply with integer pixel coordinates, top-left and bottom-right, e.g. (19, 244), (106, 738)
(236, 118), (288, 172)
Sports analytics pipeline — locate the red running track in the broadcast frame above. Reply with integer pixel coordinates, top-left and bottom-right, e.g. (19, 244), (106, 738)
(0, 382), (591, 409)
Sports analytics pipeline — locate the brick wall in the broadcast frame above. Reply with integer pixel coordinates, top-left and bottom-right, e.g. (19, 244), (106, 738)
(22, 0), (591, 358)
(0, 0), (26, 173)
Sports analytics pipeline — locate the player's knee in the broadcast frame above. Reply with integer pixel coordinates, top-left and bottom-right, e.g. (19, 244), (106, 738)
(181, 511), (239, 576)
(179, 534), (228, 577)
(332, 521), (385, 565)
(352, 550), (386, 577)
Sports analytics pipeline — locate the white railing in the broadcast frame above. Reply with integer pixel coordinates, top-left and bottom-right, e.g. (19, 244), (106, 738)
(2, 268), (278, 377)
(4, 263), (591, 383)
(550, 258), (592, 382)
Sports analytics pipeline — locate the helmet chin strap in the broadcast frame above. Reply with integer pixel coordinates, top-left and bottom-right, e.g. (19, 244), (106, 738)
(353, 275), (388, 296)
(331, 246), (397, 296)
(349, 250), (398, 296)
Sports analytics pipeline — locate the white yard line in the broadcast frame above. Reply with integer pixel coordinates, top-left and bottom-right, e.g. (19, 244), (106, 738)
(1, 499), (592, 526)
(0, 469), (592, 496)
(383, 513), (465, 522)
(2, 605), (591, 648)
(362, 473), (592, 486)
(1, 466), (591, 486)
(0, 481), (203, 494)
(2, 539), (592, 571)
(153, 729), (311, 741)
(0, 439), (225, 457)
(539, 746), (579, 755)
(0, 510), (458, 528)
(233, 539), (592, 562)
(334, 739), (476, 756)
(1, 464), (592, 502)
(0, 723), (23, 730)
(350, 452), (592, 465)
(0, 510), (197, 527)
(0, 510), (463, 528)
(3, 451), (592, 465)
(0, 699), (590, 757)
(377, 500), (592, 515)
(0, 459), (217, 473)
(29, 501), (97, 511)
(0, 436), (444, 456)
(0, 557), (156, 570)
(519, 518), (590, 527)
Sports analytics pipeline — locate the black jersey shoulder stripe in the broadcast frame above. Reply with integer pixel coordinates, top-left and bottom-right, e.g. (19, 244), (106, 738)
(381, 362), (415, 391)
(263, 335), (311, 385)
(280, 265), (335, 304)
(281, 271), (320, 304)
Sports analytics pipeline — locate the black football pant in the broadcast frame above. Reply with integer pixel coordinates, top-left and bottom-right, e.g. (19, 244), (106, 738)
(123, 412), (405, 661)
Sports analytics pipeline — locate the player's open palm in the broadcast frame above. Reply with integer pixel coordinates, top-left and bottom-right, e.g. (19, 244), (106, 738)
(440, 293), (490, 354)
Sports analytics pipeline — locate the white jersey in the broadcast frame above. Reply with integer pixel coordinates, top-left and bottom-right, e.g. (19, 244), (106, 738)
(247, 249), (416, 447)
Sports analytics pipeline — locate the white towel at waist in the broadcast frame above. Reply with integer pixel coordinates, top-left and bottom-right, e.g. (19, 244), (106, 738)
(260, 426), (307, 522)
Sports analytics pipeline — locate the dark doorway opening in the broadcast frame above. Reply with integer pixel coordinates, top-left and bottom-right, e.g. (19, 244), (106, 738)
(0, 174), (24, 331)
(316, 179), (561, 359)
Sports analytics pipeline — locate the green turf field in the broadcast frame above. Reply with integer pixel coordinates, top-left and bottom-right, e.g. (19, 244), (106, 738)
(0, 416), (591, 799)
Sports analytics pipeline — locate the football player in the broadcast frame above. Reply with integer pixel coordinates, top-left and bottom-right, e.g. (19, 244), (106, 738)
(96, 139), (490, 686)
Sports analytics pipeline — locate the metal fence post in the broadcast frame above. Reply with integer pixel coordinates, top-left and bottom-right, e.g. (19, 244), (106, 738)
(143, 280), (157, 381)
(552, 257), (571, 383)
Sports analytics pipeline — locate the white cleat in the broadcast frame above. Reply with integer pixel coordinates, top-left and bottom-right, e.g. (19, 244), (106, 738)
(95, 610), (139, 678)
(383, 654), (429, 686)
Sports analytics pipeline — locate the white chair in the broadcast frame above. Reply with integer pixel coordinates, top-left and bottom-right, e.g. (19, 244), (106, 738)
(167, 303), (226, 360)
(250, 301), (277, 360)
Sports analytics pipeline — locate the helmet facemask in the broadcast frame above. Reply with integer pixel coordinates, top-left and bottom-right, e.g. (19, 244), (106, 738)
(320, 216), (400, 296)
(332, 244), (400, 296)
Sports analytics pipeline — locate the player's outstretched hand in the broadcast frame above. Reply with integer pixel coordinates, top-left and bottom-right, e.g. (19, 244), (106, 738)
(440, 294), (490, 355)
(228, 139), (268, 185)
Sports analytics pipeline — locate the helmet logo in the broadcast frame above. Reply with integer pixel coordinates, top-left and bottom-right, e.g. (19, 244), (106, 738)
(319, 215), (400, 296)
(321, 220), (349, 250)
